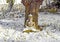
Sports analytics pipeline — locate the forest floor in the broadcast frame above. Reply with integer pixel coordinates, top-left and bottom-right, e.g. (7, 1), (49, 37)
(0, 12), (60, 42)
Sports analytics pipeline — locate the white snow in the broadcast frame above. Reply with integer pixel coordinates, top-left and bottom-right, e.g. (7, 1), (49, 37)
(0, 12), (60, 42)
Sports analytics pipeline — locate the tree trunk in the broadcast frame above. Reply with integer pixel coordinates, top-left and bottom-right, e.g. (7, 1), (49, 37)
(22, 0), (43, 32)
(24, 6), (30, 26)
(30, 3), (41, 30)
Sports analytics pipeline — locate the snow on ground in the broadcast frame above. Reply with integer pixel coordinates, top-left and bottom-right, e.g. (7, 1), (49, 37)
(0, 12), (60, 42)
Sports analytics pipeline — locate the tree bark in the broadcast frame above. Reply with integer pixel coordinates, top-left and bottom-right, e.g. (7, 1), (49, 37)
(24, 6), (30, 26)
(22, 0), (43, 31)
(30, 3), (40, 30)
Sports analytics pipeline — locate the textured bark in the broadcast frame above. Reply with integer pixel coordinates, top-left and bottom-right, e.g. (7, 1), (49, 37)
(25, 6), (30, 25)
(22, 0), (43, 30)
